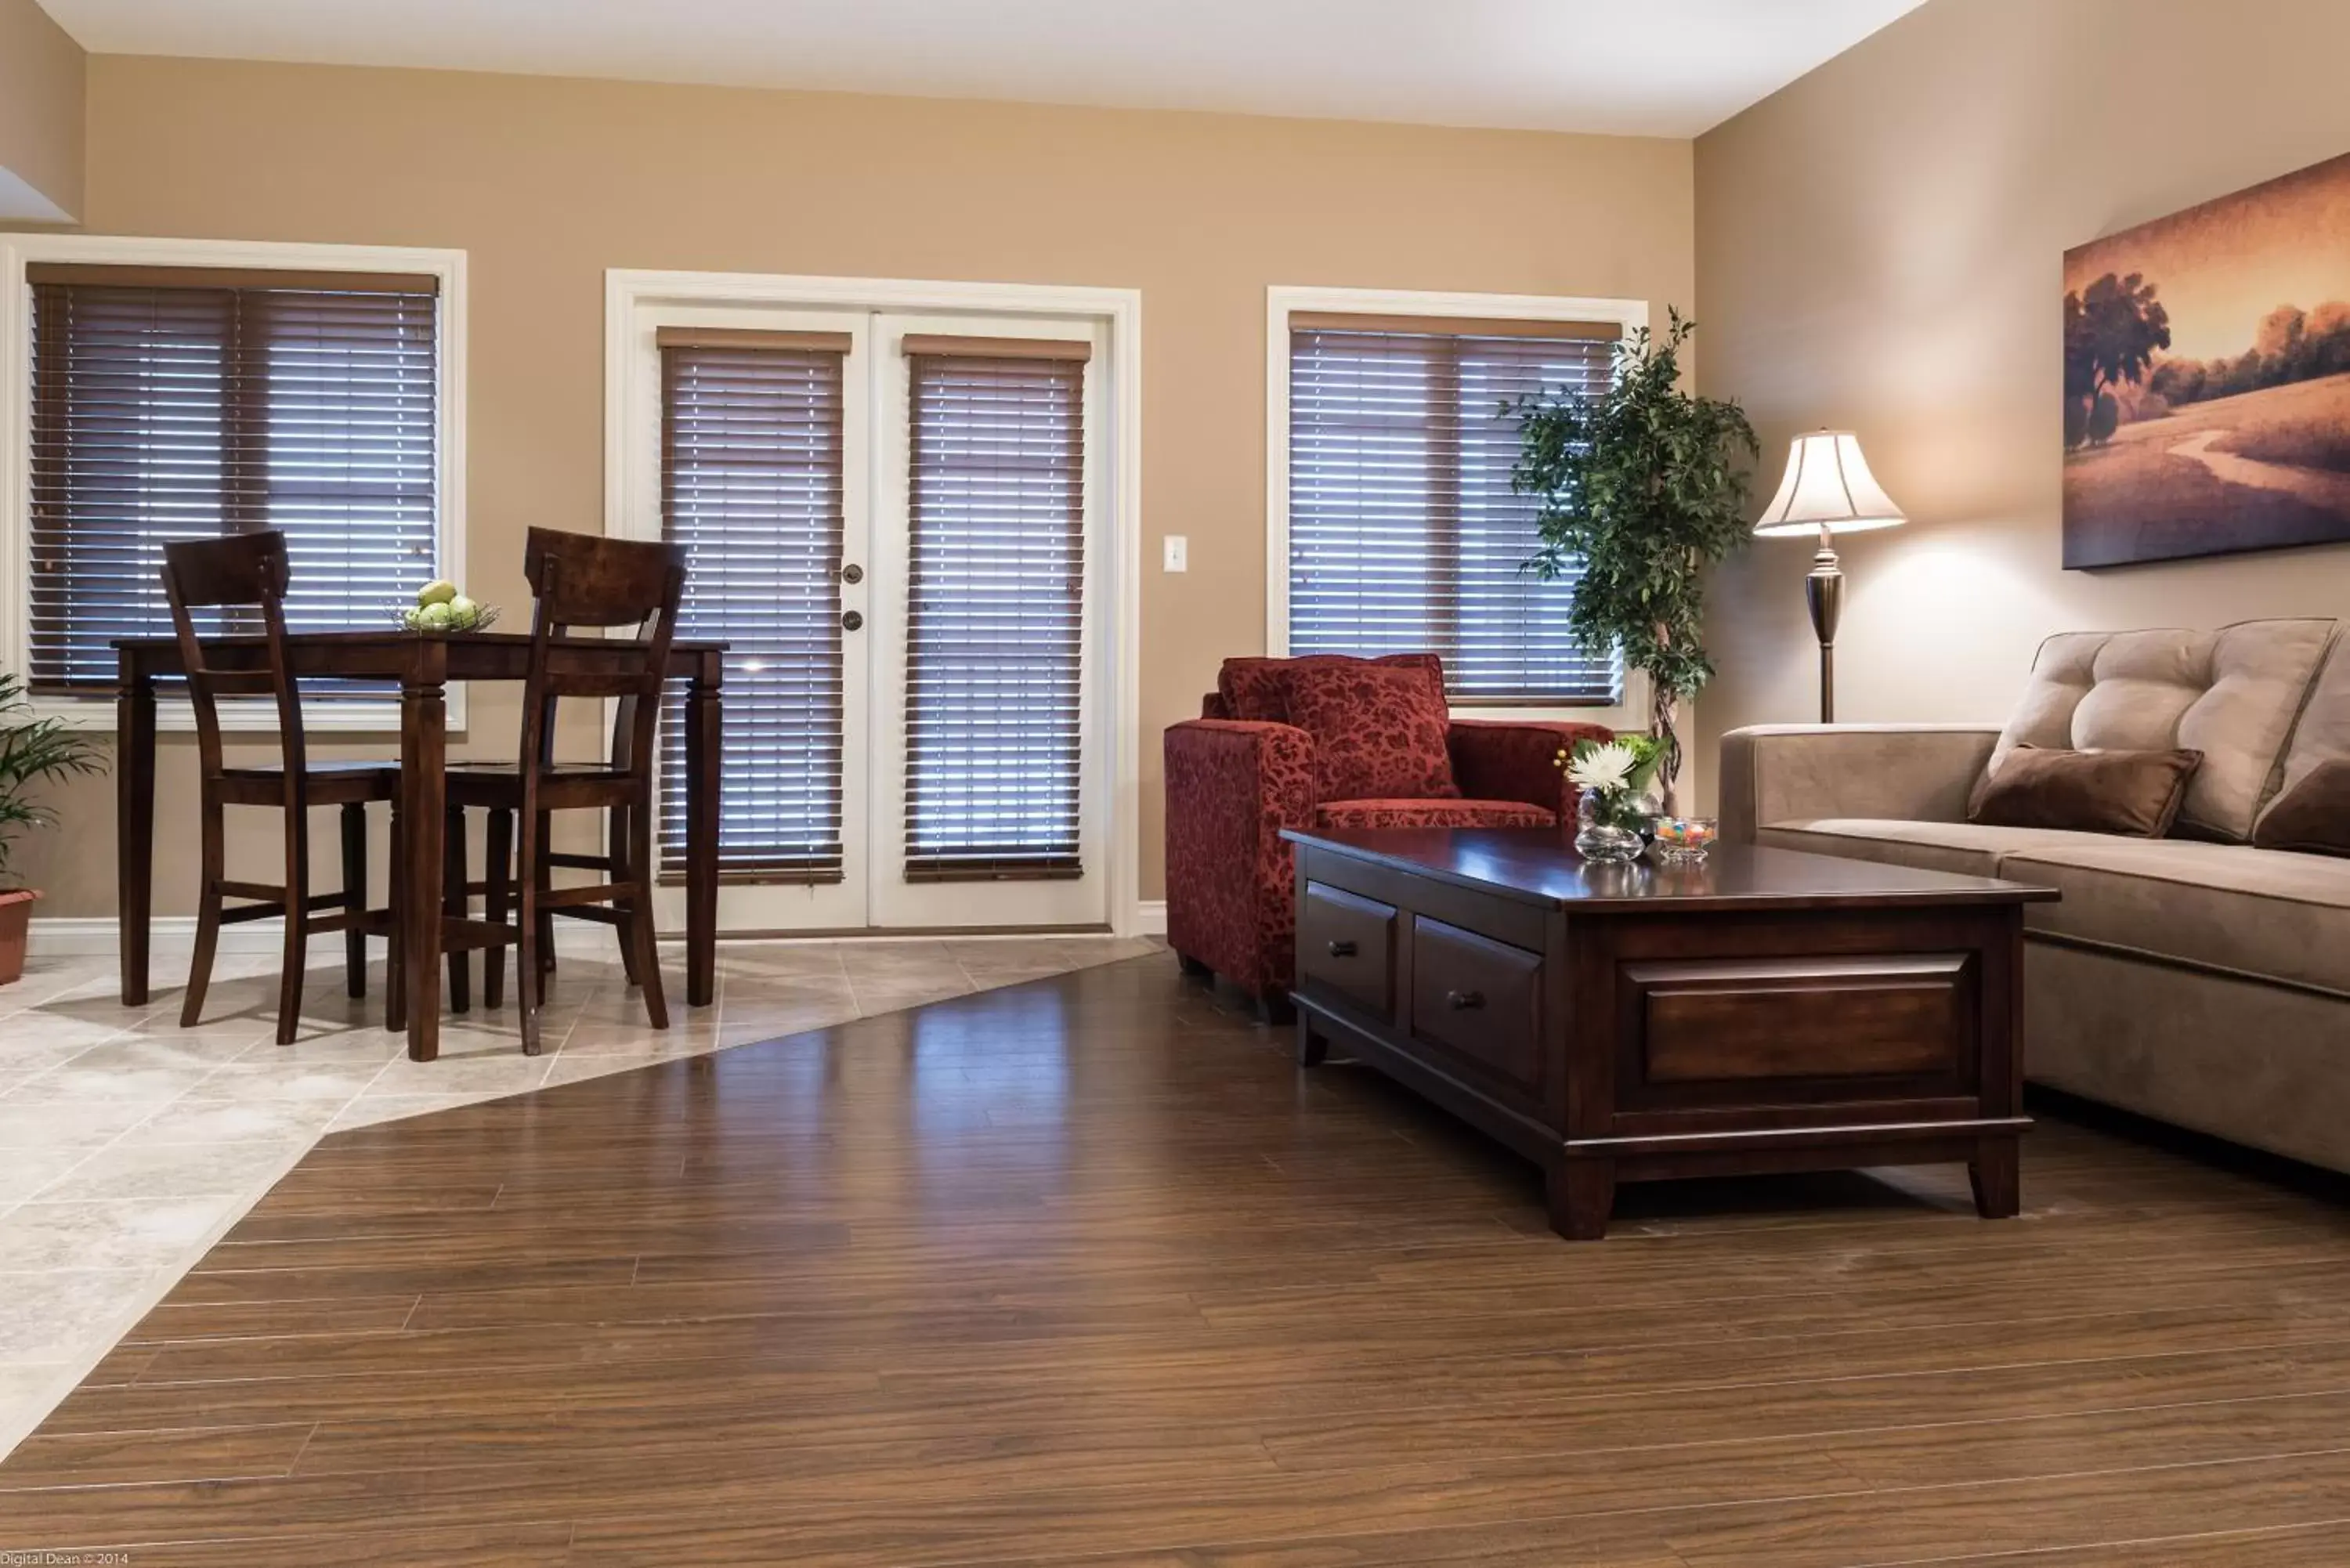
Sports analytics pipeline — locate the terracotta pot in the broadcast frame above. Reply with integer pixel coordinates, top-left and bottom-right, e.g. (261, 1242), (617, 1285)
(0, 887), (37, 987)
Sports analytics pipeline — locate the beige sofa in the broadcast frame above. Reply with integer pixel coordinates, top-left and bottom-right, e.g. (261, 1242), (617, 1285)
(1721, 619), (2350, 1174)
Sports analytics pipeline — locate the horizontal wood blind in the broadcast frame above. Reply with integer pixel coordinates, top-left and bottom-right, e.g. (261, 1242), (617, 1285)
(659, 340), (848, 882)
(902, 348), (1086, 882)
(27, 276), (439, 694)
(1287, 322), (1622, 704)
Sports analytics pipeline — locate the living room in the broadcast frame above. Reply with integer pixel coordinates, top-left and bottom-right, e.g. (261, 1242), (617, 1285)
(2, 0), (2348, 1559)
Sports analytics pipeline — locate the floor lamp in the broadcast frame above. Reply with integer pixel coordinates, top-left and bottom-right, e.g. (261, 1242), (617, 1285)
(1753, 431), (1907, 723)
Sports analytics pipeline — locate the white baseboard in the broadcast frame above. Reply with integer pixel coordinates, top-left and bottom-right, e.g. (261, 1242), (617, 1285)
(1134, 899), (1166, 937)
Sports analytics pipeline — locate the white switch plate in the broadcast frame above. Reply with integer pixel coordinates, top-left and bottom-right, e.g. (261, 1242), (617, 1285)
(1162, 534), (1188, 572)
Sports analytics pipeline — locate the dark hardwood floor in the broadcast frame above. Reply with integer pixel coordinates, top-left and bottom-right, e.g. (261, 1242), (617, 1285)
(7, 952), (2350, 1565)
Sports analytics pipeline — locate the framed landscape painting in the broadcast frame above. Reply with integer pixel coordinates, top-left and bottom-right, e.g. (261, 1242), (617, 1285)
(2063, 150), (2350, 569)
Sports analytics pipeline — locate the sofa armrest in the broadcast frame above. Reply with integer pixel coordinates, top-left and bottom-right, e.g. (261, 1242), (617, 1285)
(1718, 724), (2001, 845)
(1162, 719), (1318, 996)
(1448, 720), (1614, 818)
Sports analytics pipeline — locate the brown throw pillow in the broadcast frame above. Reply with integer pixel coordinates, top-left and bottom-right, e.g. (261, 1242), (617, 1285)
(1282, 661), (1460, 803)
(1969, 745), (2201, 837)
(2253, 759), (2350, 856)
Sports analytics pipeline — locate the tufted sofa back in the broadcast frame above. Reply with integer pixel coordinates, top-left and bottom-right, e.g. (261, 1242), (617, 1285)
(1986, 619), (2338, 841)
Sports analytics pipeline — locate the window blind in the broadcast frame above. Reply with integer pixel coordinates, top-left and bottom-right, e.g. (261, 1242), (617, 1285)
(1286, 318), (1622, 704)
(26, 268), (440, 695)
(658, 331), (851, 882)
(902, 340), (1089, 882)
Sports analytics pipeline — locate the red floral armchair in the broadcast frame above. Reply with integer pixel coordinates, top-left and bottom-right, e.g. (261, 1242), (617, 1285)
(1163, 654), (1611, 1017)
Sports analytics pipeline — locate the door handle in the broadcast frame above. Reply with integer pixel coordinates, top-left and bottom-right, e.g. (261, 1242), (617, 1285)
(841, 610), (864, 631)
(1445, 989), (1484, 1010)
(1325, 939), (1357, 958)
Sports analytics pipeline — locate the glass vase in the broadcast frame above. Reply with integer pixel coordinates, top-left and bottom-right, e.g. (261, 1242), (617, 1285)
(1574, 788), (1647, 865)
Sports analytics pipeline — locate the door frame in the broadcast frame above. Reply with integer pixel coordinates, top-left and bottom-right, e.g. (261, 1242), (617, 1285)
(605, 269), (1145, 938)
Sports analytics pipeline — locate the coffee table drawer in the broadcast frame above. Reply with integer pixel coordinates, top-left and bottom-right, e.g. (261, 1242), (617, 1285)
(1299, 882), (1397, 1017)
(1621, 953), (1972, 1104)
(1411, 916), (1543, 1091)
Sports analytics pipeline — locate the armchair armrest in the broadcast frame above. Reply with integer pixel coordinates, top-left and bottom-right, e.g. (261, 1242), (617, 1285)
(1718, 724), (2001, 845)
(1162, 719), (1318, 998)
(1447, 720), (1614, 819)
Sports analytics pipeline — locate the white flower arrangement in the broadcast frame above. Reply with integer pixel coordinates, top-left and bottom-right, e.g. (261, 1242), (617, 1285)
(1565, 740), (1642, 795)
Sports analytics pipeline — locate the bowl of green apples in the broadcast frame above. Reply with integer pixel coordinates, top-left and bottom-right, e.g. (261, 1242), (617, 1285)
(394, 579), (500, 634)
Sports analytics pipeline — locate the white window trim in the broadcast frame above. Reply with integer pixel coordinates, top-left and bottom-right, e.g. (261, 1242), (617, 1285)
(0, 233), (468, 734)
(603, 269), (1146, 939)
(1264, 284), (1651, 730)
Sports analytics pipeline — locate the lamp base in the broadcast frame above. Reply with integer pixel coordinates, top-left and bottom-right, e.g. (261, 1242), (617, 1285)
(1805, 530), (1845, 724)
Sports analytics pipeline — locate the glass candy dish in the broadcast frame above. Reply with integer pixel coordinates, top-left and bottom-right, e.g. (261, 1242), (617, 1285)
(1647, 815), (1719, 865)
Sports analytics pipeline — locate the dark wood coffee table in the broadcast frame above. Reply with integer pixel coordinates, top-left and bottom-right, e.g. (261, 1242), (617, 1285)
(1282, 829), (2059, 1239)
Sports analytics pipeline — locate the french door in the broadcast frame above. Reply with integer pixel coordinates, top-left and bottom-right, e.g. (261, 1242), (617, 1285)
(639, 304), (1107, 933)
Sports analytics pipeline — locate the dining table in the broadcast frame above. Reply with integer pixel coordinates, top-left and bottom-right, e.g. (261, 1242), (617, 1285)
(112, 629), (727, 1062)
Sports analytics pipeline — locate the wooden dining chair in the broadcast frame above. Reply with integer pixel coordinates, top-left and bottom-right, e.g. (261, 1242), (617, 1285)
(446, 527), (685, 1055)
(161, 531), (402, 1046)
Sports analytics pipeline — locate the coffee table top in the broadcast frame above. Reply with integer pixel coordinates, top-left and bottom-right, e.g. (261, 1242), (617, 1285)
(1282, 828), (2060, 914)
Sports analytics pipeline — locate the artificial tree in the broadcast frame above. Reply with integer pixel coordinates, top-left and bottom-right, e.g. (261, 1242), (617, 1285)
(1512, 309), (1758, 811)
(0, 672), (107, 983)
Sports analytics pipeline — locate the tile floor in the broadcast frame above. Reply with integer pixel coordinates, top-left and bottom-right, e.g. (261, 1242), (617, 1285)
(0, 931), (1160, 1458)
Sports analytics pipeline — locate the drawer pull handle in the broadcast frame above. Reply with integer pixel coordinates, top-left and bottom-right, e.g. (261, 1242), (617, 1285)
(1325, 939), (1358, 958)
(1446, 989), (1485, 1011)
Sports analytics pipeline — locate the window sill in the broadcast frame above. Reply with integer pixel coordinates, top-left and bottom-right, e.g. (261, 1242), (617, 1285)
(1449, 704), (1628, 724)
(30, 693), (468, 736)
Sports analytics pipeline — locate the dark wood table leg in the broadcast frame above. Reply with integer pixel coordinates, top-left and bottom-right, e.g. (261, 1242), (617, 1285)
(1548, 1160), (1614, 1241)
(1970, 1139), (2021, 1219)
(400, 650), (448, 1061)
(684, 654), (721, 1008)
(116, 649), (157, 1006)
(1296, 1011), (1328, 1067)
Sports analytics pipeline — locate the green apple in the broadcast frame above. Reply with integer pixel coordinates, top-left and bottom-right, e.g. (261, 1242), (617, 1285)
(415, 601), (455, 630)
(446, 595), (480, 630)
(416, 579), (458, 608)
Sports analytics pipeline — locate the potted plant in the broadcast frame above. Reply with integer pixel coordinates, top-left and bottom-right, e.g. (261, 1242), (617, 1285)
(1513, 309), (1759, 811)
(0, 672), (107, 985)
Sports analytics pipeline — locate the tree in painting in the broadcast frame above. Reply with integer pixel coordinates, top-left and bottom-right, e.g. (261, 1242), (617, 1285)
(2063, 273), (2171, 450)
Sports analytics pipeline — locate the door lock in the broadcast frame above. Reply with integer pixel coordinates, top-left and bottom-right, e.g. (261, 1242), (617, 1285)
(840, 563), (864, 584)
(841, 610), (865, 631)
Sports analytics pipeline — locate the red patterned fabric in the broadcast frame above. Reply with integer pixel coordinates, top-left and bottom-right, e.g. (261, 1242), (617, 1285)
(1449, 719), (1616, 821)
(1216, 652), (1445, 723)
(1318, 798), (1557, 830)
(1162, 718), (1316, 999)
(1283, 662), (1459, 803)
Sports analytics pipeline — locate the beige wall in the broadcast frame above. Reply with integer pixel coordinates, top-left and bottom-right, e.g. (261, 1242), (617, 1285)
(0, 0), (83, 219)
(1691, 0), (2350, 806)
(9, 55), (1692, 919)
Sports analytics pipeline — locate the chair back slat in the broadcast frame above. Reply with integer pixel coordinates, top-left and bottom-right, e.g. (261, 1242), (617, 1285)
(523, 527), (685, 630)
(160, 532), (307, 789)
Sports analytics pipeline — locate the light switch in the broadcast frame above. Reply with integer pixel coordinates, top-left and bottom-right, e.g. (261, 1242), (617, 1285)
(1162, 534), (1188, 573)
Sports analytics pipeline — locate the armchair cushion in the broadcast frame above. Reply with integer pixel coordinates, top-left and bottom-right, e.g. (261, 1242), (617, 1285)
(1217, 652), (1445, 723)
(1318, 798), (1556, 830)
(1283, 660), (1459, 802)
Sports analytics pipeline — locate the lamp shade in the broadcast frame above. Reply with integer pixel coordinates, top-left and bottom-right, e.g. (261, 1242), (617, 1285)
(1753, 430), (1907, 537)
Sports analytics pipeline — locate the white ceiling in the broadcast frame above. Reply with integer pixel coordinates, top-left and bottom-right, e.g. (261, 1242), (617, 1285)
(36, 0), (1927, 139)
